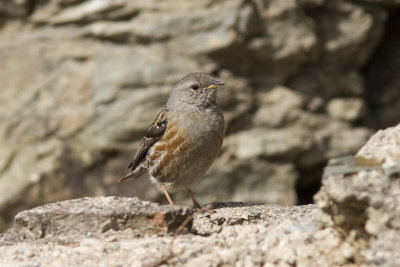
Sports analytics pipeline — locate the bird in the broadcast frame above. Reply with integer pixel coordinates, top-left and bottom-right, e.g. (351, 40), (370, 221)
(120, 72), (225, 209)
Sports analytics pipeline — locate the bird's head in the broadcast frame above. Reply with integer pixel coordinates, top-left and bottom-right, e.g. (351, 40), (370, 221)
(167, 72), (225, 110)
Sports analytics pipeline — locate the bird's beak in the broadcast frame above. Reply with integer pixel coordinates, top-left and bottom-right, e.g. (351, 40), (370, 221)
(208, 80), (226, 89)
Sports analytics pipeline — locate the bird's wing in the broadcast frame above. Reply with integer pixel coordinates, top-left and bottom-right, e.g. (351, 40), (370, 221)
(128, 107), (169, 172)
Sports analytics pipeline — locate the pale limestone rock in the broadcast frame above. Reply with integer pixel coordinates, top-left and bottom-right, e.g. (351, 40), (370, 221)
(327, 98), (366, 121)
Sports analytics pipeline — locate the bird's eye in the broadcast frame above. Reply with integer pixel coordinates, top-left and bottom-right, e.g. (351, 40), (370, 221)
(191, 84), (199, 90)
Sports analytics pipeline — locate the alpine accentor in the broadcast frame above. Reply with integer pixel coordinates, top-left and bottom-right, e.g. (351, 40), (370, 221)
(121, 72), (225, 208)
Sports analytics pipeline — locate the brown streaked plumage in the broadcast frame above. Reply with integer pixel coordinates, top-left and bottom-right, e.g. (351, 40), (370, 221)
(121, 72), (225, 209)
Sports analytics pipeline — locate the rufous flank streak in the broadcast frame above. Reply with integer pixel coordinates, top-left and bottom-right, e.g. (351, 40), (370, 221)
(158, 134), (185, 172)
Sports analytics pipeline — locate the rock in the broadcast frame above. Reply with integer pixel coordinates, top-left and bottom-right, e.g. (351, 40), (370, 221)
(50, 0), (127, 25)
(253, 86), (304, 127)
(0, 192), (390, 266)
(188, 159), (298, 206)
(289, 0), (386, 98)
(192, 203), (319, 236)
(0, 0), (32, 17)
(327, 98), (366, 121)
(1, 199), (338, 266)
(245, 0), (318, 84)
(327, 126), (372, 158)
(227, 127), (314, 160)
(317, 1), (386, 69)
(6, 196), (193, 241)
(83, 20), (137, 43)
(356, 123), (400, 165)
(314, 122), (400, 266)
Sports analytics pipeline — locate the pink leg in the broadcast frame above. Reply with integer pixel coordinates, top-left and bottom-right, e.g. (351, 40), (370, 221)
(161, 184), (174, 205)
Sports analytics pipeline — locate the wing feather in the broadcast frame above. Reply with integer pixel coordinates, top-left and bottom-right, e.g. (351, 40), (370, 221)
(127, 108), (168, 171)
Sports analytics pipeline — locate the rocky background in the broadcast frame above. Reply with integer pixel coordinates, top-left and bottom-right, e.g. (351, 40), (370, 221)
(0, 0), (399, 231)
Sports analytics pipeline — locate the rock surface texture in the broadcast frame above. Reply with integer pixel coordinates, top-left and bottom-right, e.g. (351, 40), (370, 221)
(1, 0), (399, 231)
(0, 123), (400, 266)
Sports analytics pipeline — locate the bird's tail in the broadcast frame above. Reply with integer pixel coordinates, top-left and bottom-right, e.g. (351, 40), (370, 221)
(120, 168), (146, 182)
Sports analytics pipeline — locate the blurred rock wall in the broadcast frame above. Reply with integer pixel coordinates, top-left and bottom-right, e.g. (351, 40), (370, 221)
(0, 0), (399, 231)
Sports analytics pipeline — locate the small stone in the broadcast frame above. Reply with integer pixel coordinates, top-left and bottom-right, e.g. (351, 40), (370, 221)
(253, 86), (304, 127)
(327, 98), (366, 121)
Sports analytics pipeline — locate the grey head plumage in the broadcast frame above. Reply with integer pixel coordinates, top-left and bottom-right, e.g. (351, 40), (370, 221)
(166, 72), (225, 111)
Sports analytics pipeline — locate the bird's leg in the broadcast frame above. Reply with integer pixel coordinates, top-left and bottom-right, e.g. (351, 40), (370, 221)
(186, 187), (201, 209)
(161, 184), (174, 205)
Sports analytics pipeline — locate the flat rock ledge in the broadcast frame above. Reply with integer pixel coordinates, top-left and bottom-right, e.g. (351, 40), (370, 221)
(1, 198), (328, 266)
(1, 124), (400, 266)
(6, 197), (194, 241)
